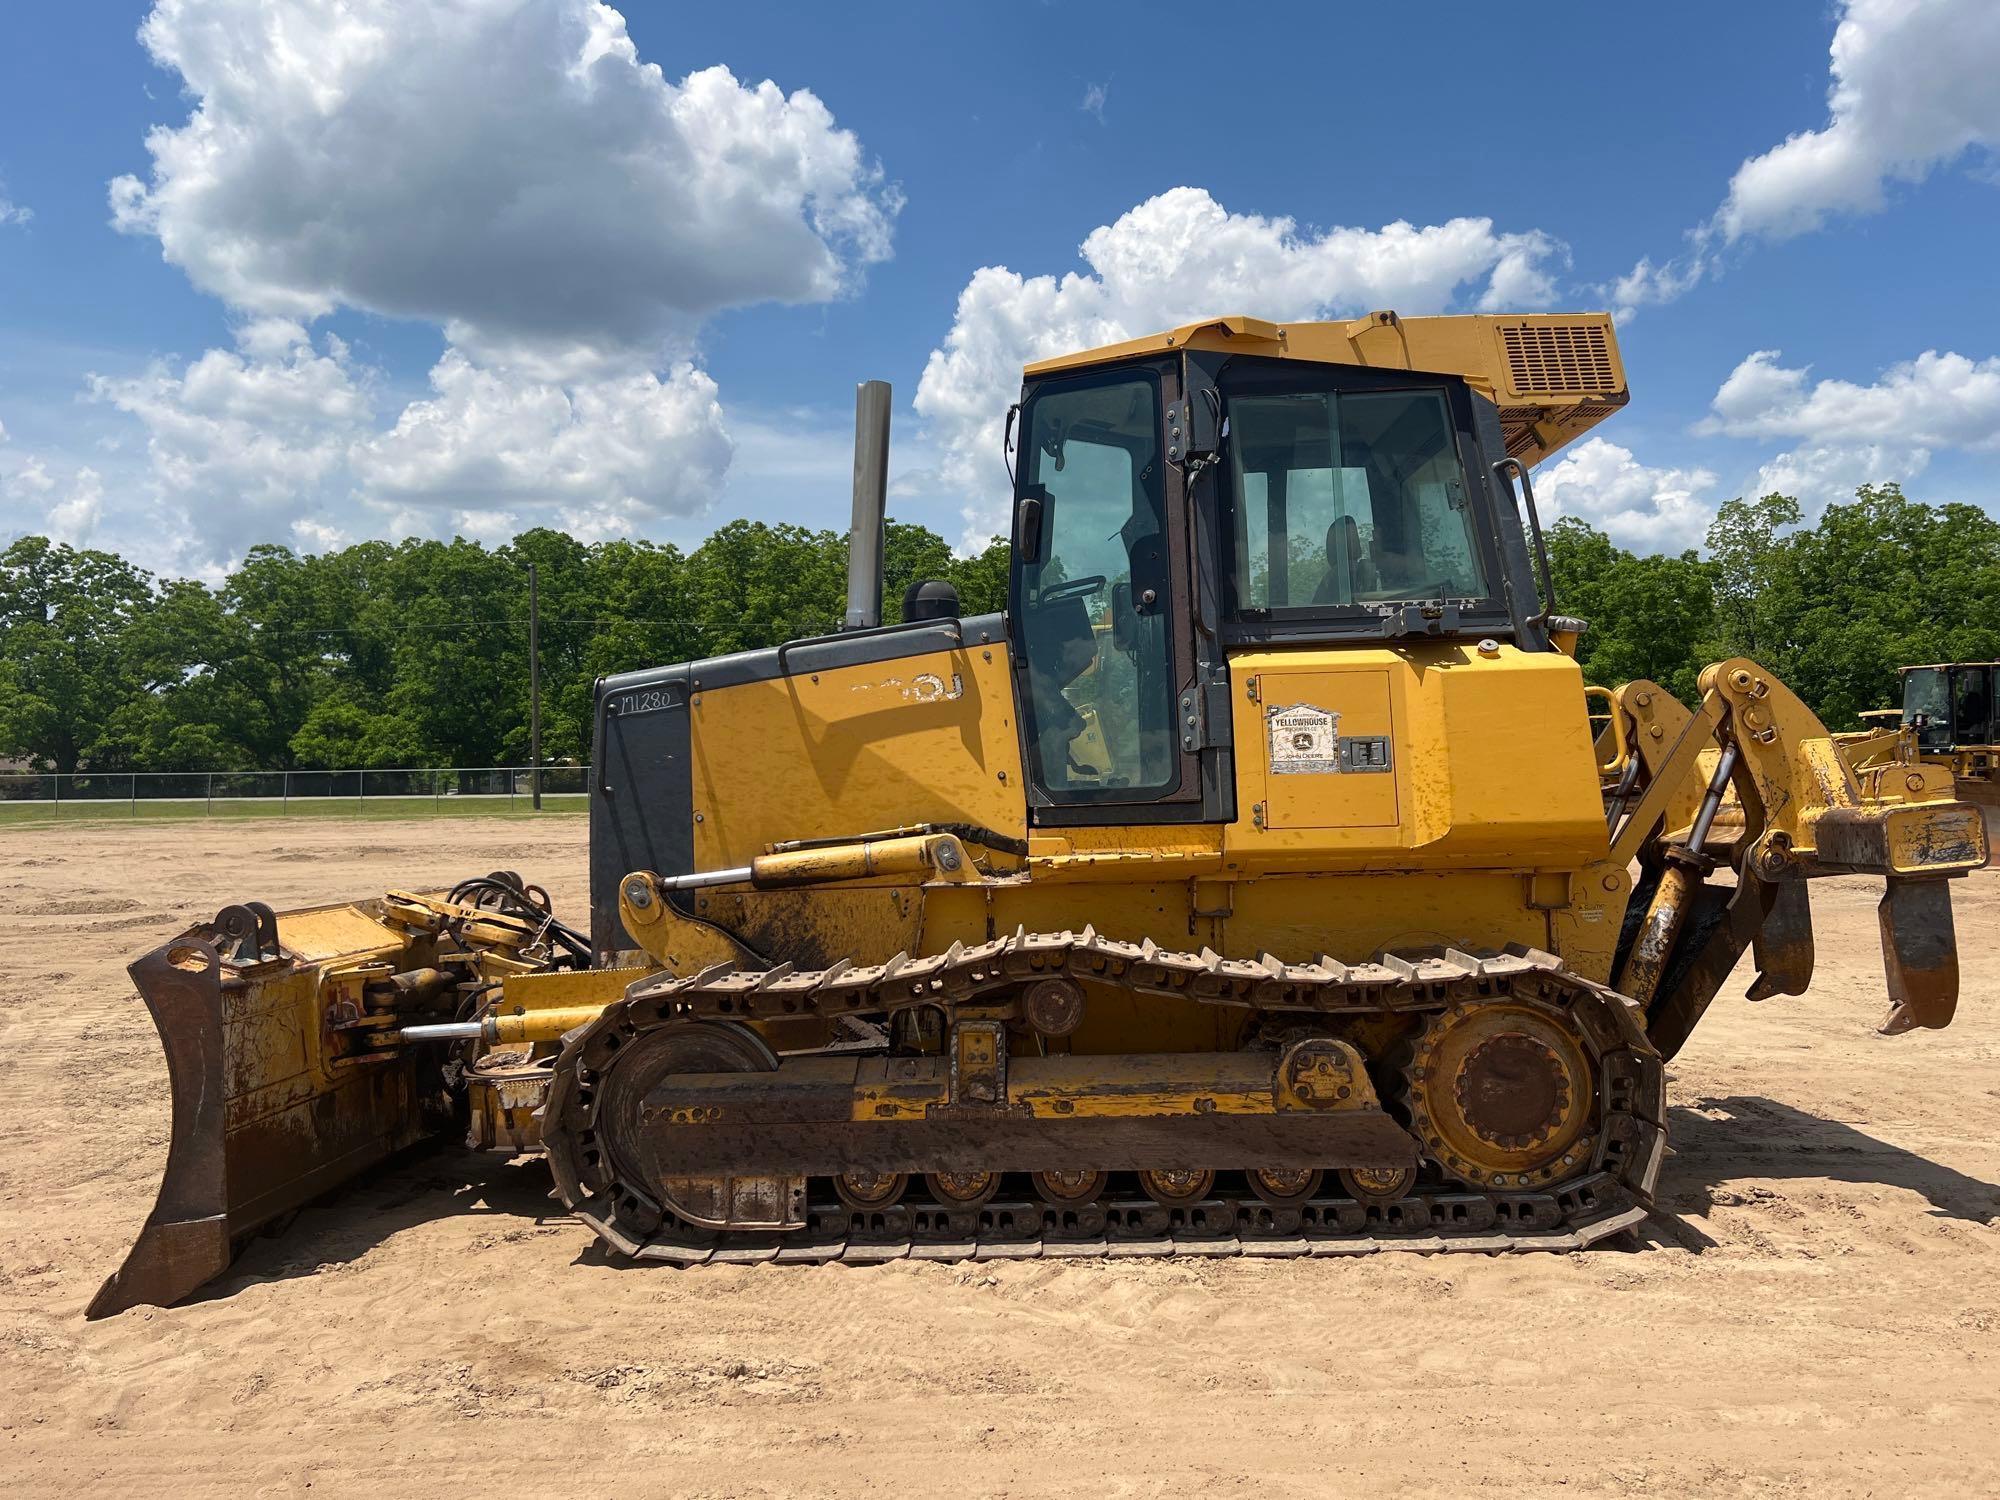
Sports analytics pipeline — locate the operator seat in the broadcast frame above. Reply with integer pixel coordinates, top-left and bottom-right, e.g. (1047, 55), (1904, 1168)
(1312, 516), (1373, 604)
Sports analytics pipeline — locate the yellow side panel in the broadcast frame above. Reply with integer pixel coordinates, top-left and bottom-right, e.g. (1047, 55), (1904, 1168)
(1226, 644), (1607, 870)
(692, 643), (1026, 869)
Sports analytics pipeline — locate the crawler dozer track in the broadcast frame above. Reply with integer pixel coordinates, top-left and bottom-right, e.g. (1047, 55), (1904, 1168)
(541, 933), (1664, 1263)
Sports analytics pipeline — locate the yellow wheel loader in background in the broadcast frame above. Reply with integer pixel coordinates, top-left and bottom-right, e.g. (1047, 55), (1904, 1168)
(91, 311), (1986, 1316)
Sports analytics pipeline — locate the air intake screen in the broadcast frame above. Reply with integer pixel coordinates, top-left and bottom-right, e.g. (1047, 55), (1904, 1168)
(1500, 323), (1617, 394)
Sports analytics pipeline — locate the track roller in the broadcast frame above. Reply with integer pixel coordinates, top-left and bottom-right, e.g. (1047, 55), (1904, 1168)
(835, 1171), (906, 1210)
(1138, 1168), (1214, 1207)
(1248, 1168), (1324, 1207)
(1338, 1165), (1417, 1204)
(926, 1171), (999, 1208)
(1031, 1169), (1108, 1206)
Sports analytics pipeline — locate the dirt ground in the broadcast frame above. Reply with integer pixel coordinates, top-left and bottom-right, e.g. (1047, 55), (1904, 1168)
(1, 819), (1996, 1498)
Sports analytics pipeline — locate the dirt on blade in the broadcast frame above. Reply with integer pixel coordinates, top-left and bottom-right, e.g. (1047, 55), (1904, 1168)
(2, 817), (1997, 1497)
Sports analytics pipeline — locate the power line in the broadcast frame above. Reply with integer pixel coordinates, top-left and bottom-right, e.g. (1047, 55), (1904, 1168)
(240, 616), (839, 639)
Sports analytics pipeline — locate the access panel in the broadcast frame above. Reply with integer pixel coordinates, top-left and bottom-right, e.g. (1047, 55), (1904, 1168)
(1257, 669), (1399, 829)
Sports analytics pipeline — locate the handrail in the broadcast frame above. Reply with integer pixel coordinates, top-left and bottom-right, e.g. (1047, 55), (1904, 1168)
(1584, 685), (1629, 775)
(1491, 456), (1556, 629)
(775, 614), (965, 672)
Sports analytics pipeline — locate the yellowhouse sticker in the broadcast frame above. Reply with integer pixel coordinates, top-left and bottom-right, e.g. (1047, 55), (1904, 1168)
(1266, 702), (1340, 775)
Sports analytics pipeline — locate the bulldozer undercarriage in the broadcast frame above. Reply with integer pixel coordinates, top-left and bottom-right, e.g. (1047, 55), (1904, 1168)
(539, 931), (1665, 1263)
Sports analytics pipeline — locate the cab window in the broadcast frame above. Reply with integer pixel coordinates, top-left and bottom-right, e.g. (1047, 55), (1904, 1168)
(1906, 668), (1951, 750)
(1014, 374), (1176, 802)
(1227, 387), (1485, 612)
(1952, 666), (1992, 746)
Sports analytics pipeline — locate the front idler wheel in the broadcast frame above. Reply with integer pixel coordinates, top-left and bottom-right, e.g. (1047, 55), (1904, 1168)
(1408, 999), (1596, 1190)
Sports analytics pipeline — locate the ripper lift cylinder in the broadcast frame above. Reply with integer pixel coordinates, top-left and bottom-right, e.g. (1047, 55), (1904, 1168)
(1615, 742), (1738, 1009)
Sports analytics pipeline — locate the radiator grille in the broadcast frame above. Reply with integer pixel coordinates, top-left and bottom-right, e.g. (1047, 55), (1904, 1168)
(1500, 323), (1617, 394)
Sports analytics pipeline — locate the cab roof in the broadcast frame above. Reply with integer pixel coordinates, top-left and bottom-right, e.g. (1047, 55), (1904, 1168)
(1024, 310), (1630, 469)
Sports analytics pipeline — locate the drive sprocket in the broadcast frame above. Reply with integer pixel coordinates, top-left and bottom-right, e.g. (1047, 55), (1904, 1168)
(1405, 998), (1597, 1190)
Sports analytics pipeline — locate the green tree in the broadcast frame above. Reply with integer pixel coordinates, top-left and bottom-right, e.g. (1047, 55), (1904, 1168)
(1704, 492), (1801, 664)
(1547, 517), (1715, 703)
(378, 539), (527, 767)
(289, 685), (428, 768)
(682, 520), (850, 653)
(67, 477), (2000, 765)
(0, 537), (156, 773)
(881, 521), (1011, 620)
(1755, 484), (2000, 727)
(944, 535), (1011, 616)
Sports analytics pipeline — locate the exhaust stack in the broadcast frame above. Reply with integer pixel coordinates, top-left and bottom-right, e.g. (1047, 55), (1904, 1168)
(844, 379), (891, 630)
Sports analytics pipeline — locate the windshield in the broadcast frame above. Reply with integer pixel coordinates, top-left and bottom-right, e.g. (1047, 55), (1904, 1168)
(1226, 387), (1485, 611)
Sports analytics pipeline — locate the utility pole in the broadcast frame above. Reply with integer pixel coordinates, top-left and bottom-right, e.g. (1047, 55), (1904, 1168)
(528, 561), (542, 811)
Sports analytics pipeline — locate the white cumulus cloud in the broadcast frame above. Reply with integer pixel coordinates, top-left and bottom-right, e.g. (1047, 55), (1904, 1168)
(2, 424), (106, 547)
(1609, 0), (2000, 314)
(86, 0), (898, 564)
(88, 321), (375, 551)
(352, 351), (731, 536)
(110, 0), (899, 368)
(1690, 343), (2000, 510)
(1748, 442), (1930, 509)
(85, 322), (738, 560)
(1533, 437), (1720, 553)
(1718, 0), (2000, 242)
(1606, 250), (1712, 322)
(1700, 347), (2000, 449)
(44, 469), (105, 546)
(914, 186), (1566, 543)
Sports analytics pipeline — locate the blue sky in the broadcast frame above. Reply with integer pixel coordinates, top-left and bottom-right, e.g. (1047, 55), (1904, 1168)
(2, 0), (1997, 576)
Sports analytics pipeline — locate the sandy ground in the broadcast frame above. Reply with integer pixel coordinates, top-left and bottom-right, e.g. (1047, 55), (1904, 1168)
(1, 818), (1997, 1498)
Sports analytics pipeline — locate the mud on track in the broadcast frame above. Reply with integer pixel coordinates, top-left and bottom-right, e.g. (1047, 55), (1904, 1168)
(2, 818), (1997, 1497)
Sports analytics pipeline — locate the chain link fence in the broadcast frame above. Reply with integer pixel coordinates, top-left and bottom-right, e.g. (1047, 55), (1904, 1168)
(0, 766), (591, 824)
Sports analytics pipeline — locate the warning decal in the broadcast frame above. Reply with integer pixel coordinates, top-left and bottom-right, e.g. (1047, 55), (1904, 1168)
(1266, 702), (1340, 775)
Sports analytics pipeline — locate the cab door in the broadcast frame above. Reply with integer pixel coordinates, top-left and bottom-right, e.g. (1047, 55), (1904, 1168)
(1008, 363), (1208, 824)
(1951, 665), (1993, 748)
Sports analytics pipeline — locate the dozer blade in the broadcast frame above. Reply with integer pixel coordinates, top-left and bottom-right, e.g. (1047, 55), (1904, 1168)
(88, 901), (460, 1319)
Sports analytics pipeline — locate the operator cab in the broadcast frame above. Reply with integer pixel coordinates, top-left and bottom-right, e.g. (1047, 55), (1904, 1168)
(1902, 663), (1996, 752)
(1006, 327), (1564, 827)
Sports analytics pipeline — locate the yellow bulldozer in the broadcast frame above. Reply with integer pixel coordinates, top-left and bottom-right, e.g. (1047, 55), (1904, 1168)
(91, 310), (1987, 1316)
(1848, 662), (2000, 798)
